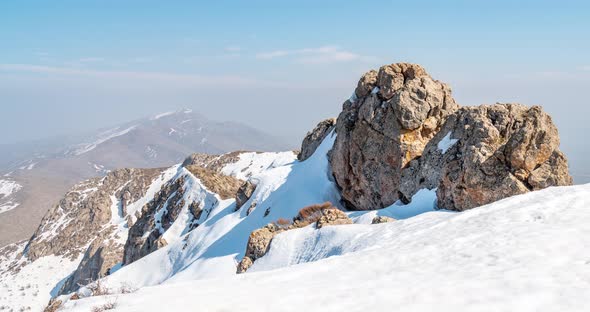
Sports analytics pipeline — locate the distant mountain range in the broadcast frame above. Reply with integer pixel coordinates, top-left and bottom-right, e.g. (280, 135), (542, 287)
(0, 109), (291, 246)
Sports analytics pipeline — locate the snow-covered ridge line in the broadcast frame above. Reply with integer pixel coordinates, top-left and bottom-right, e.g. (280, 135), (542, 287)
(61, 183), (590, 312)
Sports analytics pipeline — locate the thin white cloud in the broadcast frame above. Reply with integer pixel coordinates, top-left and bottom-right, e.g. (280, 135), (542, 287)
(78, 57), (105, 63)
(0, 63), (282, 87)
(255, 46), (376, 64)
(225, 46), (242, 52)
(579, 65), (590, 71)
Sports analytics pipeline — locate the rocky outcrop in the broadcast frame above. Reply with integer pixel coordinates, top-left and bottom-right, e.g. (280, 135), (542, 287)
(59, 237), (122, 294)
(371, 216), (396, 224)
(20, 168), (163, 296)
(399, 104), (572, 210)
(237, 223), (282, 273)
(237, 203), (352, 273)
(26, 168), (163, 261)
(329, 62), (571, 211)
(123, 176), (187, 264)
(316, 208), (353, 228)
(298, 118), (336, 161)
(331, 63), (459, 210)
(235, 181), (256, 210)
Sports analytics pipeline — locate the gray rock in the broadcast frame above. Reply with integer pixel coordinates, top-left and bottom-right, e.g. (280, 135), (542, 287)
(235, 181), (256, 210)
(298, 118), (336, 161)
(330, 63), (458, 210)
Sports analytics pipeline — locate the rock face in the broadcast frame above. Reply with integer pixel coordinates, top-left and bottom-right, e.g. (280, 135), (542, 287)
(21, 168), (163, 295)
(235, 181), (256, 210)
(298, 118), (336, 161)
(330, 62), (571, 211)
(237, 223), (282, 273)
(59, 237), (122, 294)
(400, 103), (572, 210)
(331, 63), (459, 210)
(316, 208), (353, 228)
(26, 168), (163, 262)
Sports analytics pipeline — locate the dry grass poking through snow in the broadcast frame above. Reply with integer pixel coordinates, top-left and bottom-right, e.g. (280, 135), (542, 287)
(295, 202), (335, 225)
(184, 165), (244, 199)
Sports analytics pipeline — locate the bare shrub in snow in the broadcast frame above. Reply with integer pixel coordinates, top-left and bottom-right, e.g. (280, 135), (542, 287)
(295, 202), (334, 225)
(91, 299), (117, 312)
(87, 279), (110, 296)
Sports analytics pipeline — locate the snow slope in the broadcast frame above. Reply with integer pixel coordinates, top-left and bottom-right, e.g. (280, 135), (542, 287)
(0, 178), (22, 214)
(62, 183), (590, 312)
(88, 132), (337, 289)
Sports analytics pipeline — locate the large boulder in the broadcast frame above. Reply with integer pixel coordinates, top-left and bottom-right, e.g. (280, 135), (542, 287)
(330, 63), (459, 210)
(298, 118), (336, 161)
(400, 103), (572, 210)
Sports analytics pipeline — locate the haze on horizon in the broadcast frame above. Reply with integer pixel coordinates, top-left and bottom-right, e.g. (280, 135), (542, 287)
(1, 0), (589, 181)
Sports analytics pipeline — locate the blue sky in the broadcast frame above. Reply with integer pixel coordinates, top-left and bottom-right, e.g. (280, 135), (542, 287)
(0, 0), (589, 177)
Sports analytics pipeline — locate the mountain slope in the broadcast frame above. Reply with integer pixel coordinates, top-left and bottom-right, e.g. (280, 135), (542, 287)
(61, 183), (590, 312)
(0, 109), (290, 247)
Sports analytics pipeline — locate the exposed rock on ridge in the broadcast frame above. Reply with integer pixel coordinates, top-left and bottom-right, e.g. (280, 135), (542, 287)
(298, 118), (336, 161)
(400, 103), (572, 210)
(331, 63), (459, 210)
(330, 62), (572, 211)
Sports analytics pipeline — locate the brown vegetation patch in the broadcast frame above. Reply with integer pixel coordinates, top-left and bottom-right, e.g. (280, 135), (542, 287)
(185, 165), (244, 199)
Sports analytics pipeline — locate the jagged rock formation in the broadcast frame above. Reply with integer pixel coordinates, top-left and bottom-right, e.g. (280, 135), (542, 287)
(235, 181), (256, 210)
(330, 62), (571, 211)
(26, 168), (163, 262)
(123, 175), (187, 264)
(19, 168), (164, 295)
(124, 162), (243, 265)
(331, 63), (459, 210)
(59, 237), (121, 294)
(298, 118), (336, 161)
(399, 104), (572, 210)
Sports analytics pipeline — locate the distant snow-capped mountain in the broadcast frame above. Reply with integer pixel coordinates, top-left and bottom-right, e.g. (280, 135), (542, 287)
(0, 109), (291, 247)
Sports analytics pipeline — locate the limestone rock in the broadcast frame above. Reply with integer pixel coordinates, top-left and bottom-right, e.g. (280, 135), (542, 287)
(331, 62), (458, 210)
(236, 256), (253, 273)
(400, 103), (572, 211)
(235, 181), (256, 210)
(298, 118), (336, 161)
(371, 216), (396, 224)
(316, 208), (353, 228)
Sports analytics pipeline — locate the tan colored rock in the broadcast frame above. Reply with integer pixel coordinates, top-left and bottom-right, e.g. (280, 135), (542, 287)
(236, 256), (253, 273)
(298, 118), (336, 161)
(316, 208), (353, 228)
(330, 63), (458, 210)
(400, 103), (572, 211)
(371, 216), (396, 224)
(354, 70), (377, 98)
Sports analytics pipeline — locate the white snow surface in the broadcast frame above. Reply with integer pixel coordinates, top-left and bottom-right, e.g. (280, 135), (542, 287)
(438, 131), (459, 154)
(220, 151), (297, 181)
(0, 179), (21, 198)
(62, 183), (590, 312)
(0, 179), (22, 214)
(0, 242), (82, 312)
